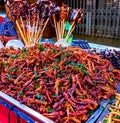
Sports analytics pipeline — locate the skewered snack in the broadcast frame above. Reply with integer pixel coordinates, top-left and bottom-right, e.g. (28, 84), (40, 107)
(103, 93), (120, 123)
(60, 3), (69, 20)
(6, 0), (83, 46)
(38, 0), (51, 19)
(8, 0), (28, 22)
(70, 8), (83, 24)
(0, 43), (120, 122)
(52, 3), (83, 42)
(7, 0), (51, 47)
(28, 3), (38, 22)
(64, 8), (83, 42)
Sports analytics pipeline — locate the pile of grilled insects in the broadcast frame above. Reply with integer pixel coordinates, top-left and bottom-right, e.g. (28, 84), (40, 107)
(89, 49), (120, 70)
(0, 43), (120, 123)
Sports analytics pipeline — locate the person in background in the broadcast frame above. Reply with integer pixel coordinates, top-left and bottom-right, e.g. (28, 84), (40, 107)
(0, 0), (18, 46)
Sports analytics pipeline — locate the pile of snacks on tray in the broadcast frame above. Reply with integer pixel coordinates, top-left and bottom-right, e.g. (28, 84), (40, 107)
(0, 43), (120, 122)
(90, 49), (120, 69)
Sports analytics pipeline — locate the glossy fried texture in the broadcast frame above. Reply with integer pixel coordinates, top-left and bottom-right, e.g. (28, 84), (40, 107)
(0, 43), (120, 122)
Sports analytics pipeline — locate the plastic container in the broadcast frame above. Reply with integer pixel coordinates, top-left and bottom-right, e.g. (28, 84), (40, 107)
(55, 39), (70, 47)
(0, 40), (4, 49)
(5, 40), (24, 49)
(71, 40), (91, 49)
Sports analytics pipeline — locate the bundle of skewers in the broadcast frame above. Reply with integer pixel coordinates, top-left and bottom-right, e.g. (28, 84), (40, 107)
(7, 0), (83, 47)
(52, 3), (83, 42)
(103, 93), (120, 123)
(8, 0), (51, 47)
(16, 17), (49, 47)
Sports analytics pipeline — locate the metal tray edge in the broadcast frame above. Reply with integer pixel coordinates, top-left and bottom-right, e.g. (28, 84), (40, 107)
(0, 91), (54, 123)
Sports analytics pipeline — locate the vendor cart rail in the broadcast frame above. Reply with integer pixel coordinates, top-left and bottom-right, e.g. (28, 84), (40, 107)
(0, 92), (54, 123)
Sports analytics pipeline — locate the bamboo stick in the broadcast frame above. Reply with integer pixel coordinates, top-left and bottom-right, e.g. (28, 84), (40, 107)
(35, 19), (39, 37)
(33, 20), (38, 43)
(16, 20), (27, 45)
(31, 22), (35, 43)
(36, 18), (49, 43)
(20, 16), (27, 43)
(57, 21), (61, 40)
(59, 21), (61, 39)
(35, 27), (41, 43)
(41, 18), (49, 34)
(61, 20), (63, 39)
(35, 19), (44, 43)
(26, 20), (29, 45)
(53, 14), (59, 41)
(56, 22), (59, 40)
(60, 21), (62, 39)
(65, 25), (75, 41)
(62, 20), (66, 38)
(28, 20), (31, 44)
(64, 22), (75, 42)
(59, 21), (61, 40)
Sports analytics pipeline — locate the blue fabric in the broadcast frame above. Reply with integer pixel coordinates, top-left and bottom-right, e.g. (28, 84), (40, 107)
(0, 17), (18, 36)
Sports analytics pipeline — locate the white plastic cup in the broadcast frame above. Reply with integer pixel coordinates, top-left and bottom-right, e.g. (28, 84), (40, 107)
(55, 39), (70, 47)
(5, 40), (24, 49)
(0, 40), (4, 49)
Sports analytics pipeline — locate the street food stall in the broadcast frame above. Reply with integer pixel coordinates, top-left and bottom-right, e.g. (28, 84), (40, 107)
(0, 0), (120, 123)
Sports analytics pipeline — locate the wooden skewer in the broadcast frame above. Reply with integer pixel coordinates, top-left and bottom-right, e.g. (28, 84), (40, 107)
(16, 20), (27, 45)
(26, 20), (29, 45)
(56, 22), (59, 40)
(28, 20), (31, 44)
(33, 20), (39, 43)
(67, 25), (75, 38)
(35, 19), (39, 35)
(31, 22), (35, 43)
(58, 21), (60, 40)
(62, 20), (66, 38)
(108, 113), (112, 123)
(59, 21), (61, 39)
(58, 21), (61, 40)
(37, 18), (49, 43)
(20, 16), (27, 43)
(65, 22), (75, 41)
(112, 117), (120, 122)
(61, 20), (64, 39)
(111, 111), (120, 116)
(60, 20), (62, 39)
(53, 14), (59, 41)
(35, 27), (41, 43)
(41, 18), (49, 34)
(110, 105), (120, 110)
(64, 23), (75, 42)
(56, 21), (59, 40)
(35, 19), (44, 43)
(60, 21), (62, 39)
(116, 93), (120, 96)
(31, 22), (35, 37)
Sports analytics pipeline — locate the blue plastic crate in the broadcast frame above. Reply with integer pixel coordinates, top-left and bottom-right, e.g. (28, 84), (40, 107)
(39, 39), (91, 49)
(71, 40), (91, 49)
(40, 39), (55, 44)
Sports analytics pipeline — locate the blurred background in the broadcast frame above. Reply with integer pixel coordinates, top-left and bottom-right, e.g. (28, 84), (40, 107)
(0, 0), (120, 47)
